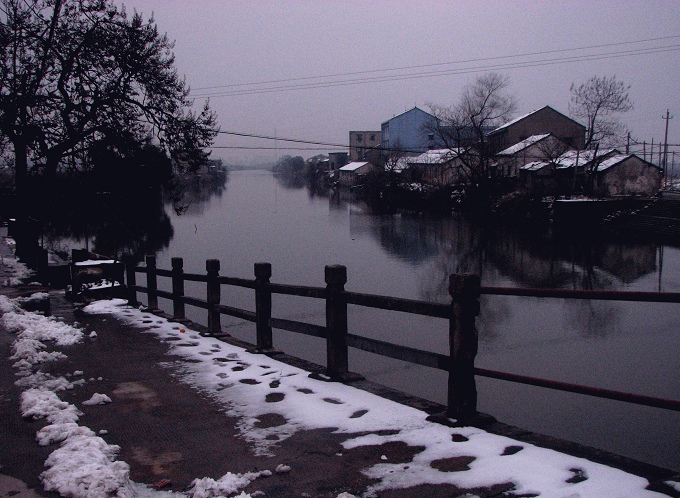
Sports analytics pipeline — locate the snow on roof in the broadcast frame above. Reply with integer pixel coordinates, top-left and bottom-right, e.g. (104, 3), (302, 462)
(596, 153), (633, 172)
(487, 107), (546, 134)
(555, 148), (619, 169)
(388, 156), (412, 172)
(496, 134), (551, 156)
(407, 148), (460, 164)
(488, 105), (583, 135)
(520, 161), (551, 171)
(339, 161), (370, 171)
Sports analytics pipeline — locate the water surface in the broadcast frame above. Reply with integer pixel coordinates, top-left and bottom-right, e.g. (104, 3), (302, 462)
(147, 170), (679, 471)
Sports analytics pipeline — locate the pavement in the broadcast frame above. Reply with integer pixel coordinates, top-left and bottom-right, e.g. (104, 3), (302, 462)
(0, 232), (678, 497)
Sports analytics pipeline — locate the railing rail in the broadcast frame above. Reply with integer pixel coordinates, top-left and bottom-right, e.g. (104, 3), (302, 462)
(124, 256), (680, 421)
(481, 285), (680, 303)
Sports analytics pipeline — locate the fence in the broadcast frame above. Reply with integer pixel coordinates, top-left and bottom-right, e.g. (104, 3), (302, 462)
(123, 255), (680, 423)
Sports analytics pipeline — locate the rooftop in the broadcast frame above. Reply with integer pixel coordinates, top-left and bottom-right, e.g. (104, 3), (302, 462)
(496, 134), (552, 156)
(339, 161), (370, 171)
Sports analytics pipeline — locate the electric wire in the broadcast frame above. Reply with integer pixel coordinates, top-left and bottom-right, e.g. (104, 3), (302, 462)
(193, 34), (680, 93)
(193, 44), (680, 98)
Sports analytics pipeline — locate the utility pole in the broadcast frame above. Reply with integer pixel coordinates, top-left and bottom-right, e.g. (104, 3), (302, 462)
(626, 132), (630, 154)
(662, 109), (673, 185)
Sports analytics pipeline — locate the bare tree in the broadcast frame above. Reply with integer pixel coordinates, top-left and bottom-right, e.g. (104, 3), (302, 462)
(0, 0), (218, 190)
(569, 75), (633, 149)
(428, 73), (516, 191)
(380, 140), (410, 186)
(534, 136), (572, 163)
(0, 0), (218, 259)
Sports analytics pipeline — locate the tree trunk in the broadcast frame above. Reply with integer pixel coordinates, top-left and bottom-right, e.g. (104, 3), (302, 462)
(12, 137), (37, 264)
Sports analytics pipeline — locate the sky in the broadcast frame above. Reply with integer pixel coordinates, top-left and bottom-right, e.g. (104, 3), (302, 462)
(115, 1), (680, 165)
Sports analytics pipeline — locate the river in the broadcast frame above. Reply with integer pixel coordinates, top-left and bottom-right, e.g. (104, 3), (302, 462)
(75, 169), (680, 470)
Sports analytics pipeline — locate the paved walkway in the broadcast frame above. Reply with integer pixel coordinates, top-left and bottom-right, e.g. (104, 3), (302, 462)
(0, 234), (677, 497)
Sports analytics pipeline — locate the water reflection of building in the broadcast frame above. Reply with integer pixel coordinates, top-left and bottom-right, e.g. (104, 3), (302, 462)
(485, 225), (658, 288)
(349, 210), (450, 265)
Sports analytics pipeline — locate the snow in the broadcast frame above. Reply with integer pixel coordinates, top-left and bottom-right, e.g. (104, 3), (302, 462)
(554, 148), (619, 169)
(187, 471), (271, 498)
(339, 161), (370, 171)
(82, 299), (668, 497)
(82, 393), (112, 405)
(520, 160), (550, 171)
(488, 107), (545, 134)
(407, 148), (460, 164)
(596, 153), (632, 172)
(74, 260), (117, 266)
(0, 271), (672, 497)
(496, 134), (551, 156)
(0, 253), (35, 285)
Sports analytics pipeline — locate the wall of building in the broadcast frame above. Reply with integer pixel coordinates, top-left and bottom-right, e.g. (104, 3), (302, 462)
(349, 131), (381, 162)
(381, 108), (440, 153)
(496, 136), (568, 177)
(597, 157), (662, 197)
(489, 107), (585, 153)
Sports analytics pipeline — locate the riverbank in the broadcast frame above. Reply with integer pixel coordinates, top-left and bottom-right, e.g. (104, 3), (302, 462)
(0, 242), (678, 496)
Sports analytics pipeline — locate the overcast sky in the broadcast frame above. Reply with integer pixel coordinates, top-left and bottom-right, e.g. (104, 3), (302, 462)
(118, 0), (680, 165)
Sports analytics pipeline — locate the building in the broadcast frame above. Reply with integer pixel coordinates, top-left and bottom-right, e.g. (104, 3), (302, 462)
(593, 154), (662, 197)
(519, 150), (661, 197)
(518, 161), (557, 194)
(381, 107), (441, 153)
(407, 149), (465, 186)
(487, 106), (586, 153)
(328, 152), (349, 172)
(494, 133), (568, 178)
(338, 161), (377, 186)
(349, 131), (381, 162)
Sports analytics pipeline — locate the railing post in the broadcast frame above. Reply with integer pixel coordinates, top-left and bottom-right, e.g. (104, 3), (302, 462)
(254, 262), (275, 352)
(325, 265), (350, 380)
(124, 256), (138, 307)
(206, 259), (221, 335)
(447, 273), (481, 423)
(171, 257), (185, 320)
(70, 249), (87, 296)
(146, 255), (158, 311)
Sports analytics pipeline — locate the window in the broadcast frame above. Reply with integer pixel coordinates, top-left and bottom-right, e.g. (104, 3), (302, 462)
(356, 134), (363, 142)
(370, 134), (375, 141)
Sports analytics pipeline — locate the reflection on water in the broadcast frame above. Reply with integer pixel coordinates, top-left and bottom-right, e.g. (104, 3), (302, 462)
(40, 189), (174, 263)
(40, 172), (227, 262)
(47, 169), (680, 470)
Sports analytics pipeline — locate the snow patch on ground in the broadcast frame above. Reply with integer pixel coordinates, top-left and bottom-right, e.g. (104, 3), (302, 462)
(1, 291), (277, 498)
(81, 299), (668, 497)
(0, 248), (35, 285)
(0, 266), (667, 498)
(82, 393), (112, 405)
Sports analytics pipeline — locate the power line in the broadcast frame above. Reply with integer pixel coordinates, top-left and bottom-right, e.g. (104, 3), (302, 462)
(193, 44), (680, 98)
(217, 129), (680, 155)
(213, 145), (346, 151)
(218, 130), (350, 149)
(217, 129), (426, 155)
(193, 34), (680, 93)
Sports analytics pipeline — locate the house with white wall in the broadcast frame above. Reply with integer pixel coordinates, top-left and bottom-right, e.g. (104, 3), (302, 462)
(338, 161), (377, 186)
